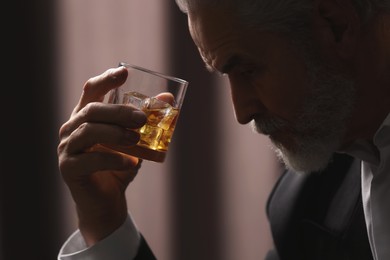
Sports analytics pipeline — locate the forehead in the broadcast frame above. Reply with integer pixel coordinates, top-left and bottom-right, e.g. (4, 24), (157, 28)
(188, 7), (247, 67)
(187, 6), (308, 76)
(188, 7), (241, 42)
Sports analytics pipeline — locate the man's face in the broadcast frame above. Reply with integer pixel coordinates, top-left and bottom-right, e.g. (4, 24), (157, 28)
(188, 7), (355, 172)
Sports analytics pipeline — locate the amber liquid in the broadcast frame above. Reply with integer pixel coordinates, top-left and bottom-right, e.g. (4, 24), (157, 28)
(98, 92), (180, 162)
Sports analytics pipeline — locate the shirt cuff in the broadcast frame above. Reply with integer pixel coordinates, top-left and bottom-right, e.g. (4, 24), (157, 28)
(58, 214), (141, 260)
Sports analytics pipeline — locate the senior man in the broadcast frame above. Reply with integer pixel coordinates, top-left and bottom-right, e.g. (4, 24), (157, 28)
(57, 0), (390, 259)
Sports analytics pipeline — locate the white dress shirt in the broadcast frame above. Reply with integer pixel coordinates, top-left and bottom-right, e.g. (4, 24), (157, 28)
(345, 112), (390, 260)
(361, 113), (390, 260)
(58, 214), (141, 260)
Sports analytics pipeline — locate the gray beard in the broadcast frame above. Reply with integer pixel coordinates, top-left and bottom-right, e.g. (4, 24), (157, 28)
(251, 60), (355, 173)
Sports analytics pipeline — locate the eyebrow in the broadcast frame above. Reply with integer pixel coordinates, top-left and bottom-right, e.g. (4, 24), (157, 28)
(203, 55), (243, 75)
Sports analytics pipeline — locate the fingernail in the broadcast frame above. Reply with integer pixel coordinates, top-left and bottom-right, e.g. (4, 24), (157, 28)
(112, 66), (126, 77)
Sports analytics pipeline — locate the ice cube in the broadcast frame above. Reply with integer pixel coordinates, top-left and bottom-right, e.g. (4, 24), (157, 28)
(144, 96), (171, 110)
(139, 124), (163, 150)
(123, 91), (148, 109)
(157, 107), (178, 130)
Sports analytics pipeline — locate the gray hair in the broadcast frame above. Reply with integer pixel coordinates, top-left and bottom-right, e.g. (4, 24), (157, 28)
(175, 0), (312, 33)
(175, 0), (390, 33)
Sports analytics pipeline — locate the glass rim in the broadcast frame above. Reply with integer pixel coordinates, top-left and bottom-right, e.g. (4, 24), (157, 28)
(119, 62), (189, 86)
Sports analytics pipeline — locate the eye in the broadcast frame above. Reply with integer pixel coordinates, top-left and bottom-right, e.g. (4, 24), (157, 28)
(237, 64), (258, 79)
(241, 68), (255, 76)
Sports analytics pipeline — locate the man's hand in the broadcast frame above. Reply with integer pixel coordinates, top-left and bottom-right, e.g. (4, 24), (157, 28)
(57, 66), (146, 246)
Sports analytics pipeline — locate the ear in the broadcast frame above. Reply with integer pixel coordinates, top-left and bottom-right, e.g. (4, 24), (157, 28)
(312, 0), (360, 61)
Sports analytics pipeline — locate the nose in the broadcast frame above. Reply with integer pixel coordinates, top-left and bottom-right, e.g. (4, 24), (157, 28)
(228, 76), (263, 125)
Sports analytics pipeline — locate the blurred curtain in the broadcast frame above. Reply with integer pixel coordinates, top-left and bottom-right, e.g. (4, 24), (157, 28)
(2, 1), (65, 260)
(167, 8), (225, 260)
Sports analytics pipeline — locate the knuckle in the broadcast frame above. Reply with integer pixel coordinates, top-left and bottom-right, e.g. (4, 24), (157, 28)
(65, 122), (89, 151)
(80, 102), (99, 120)
(57, 139), (67, 156)
(83, 76), (98, 92)
(58, 121), (71, 139)
(57, 157), (74, 181)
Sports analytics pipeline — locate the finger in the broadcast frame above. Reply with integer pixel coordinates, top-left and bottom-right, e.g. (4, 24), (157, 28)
(61, 122), (141, 155)
(75, 66), (128, 112)
(155, 92), (175, 106)
(59, 151), (140, 181)
(59, 102), (146, 139)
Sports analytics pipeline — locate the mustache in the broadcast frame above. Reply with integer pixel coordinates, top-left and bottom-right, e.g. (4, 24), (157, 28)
(250, 114), (290, 135)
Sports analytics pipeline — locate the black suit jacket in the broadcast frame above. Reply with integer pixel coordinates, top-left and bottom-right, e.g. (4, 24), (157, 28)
(134, 234), (157, 259)
(265, 153), (373, 260)
(134, 154), (373, 260)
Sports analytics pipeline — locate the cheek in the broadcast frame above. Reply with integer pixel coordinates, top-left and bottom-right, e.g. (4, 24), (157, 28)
(254, 68), (309, 122)
(253, 34), (311, 122)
